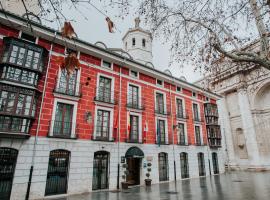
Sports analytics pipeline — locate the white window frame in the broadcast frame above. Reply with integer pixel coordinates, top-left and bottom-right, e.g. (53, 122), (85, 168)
(56, 67), (81, 97)
(192, 91), (197, 98)
(192, 102), (201, 122)
(155, 116), (168, 144)
(127, 82), (142, 108)
(154, 90), (167, 114)
(96, 73), (115, 103)
(175, 96), (186, 119)
(176, 86), (182, 92)
(50, 98), (78, 138)
(127, 111), (142, 143)
(93, 105), (114, 141)
(156, 79), (164, 87)
(101, 59), (113, 69)
(177, 121), (188, 145)
(129, 70), (139, 78)
(194, 125), (203, 145)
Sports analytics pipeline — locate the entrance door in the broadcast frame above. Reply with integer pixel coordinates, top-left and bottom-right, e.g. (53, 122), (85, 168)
(45, 150), (70, 196)
(0, 148), (18, 200)
(158, 152), (168, 181)
(126, 157), (140, 185)
(180, 152), (189, 179)
(212, 153), (219, 174)
(197, 152), (206, 176)
(92, 151), (109, 190)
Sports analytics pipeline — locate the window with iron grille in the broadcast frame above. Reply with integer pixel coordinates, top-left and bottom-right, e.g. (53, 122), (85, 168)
(128, 85), (139, 108)
(178, 123), (186, 145)
(180, 152), (189, 178)
(193, 103), (200, 121)
(57, 69), (78, 96)
(157, 119), (166, 144)
(195, 126), (201, 145)
(97, 76), (112, 103)
(130, 115), (139, 142)
(198, 153), (206, 176)
(176, 99), (184, 118)
(156, 93), (164, 114)
(0, 116), (31, 133)
(53, 103), (74, 137)
(96, 109), (110, 140)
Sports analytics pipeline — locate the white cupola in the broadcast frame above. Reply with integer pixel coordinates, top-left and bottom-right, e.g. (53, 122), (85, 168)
(122, 17), (153, 64)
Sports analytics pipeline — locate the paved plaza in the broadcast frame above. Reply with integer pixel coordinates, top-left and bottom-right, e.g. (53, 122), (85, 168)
(51, 172), (270, 200)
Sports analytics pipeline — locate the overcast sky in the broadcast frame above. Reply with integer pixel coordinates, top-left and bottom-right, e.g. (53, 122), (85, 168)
(47, 2), (202, 83)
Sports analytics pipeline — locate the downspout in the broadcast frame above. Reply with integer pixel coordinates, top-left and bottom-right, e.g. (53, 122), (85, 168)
(170, 79), (176, 182)
(26, 32), (57, 200)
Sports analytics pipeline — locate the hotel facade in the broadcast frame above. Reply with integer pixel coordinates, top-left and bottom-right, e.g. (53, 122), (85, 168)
(0, 10), (224, 200)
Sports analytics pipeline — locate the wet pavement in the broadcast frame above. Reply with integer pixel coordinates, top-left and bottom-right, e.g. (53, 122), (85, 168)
(58, 172), (270, 200)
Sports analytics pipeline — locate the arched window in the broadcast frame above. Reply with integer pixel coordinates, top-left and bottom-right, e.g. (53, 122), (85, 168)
(132, 38), (136, 46)
(180, 152), (189, 178)
(45, 149), (70, 195)
(158, 152), (169, 181)
(197, 152), (205, 176)
(142, 39), (146, 47)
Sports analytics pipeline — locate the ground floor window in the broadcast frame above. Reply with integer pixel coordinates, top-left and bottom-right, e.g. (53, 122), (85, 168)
(0, 148), (18, 200)
(198, 152), (206, 176)
(180, 152), (189, 179)
(92, 151), (109, 190)
(158, 152), (169, 181)
(45, 149), (70, 196)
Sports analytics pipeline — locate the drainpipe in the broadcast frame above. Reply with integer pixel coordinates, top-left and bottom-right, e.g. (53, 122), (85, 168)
(117, 60), (123, 189)
(26, 32), (57, 200)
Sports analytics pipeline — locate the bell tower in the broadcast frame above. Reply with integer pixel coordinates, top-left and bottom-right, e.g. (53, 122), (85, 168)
(122, 17), (153, 64)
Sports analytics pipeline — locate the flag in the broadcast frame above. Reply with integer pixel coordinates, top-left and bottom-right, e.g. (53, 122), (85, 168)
(113, 111), (118, 142)
(143, 121), (148, 142)
(61, 21), (77, 39)
(106, 17), (114, 33)
(127, 111), (130, 139)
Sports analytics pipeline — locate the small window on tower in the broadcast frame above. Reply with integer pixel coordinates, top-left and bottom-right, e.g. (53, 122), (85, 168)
(142, 39), (146, 47)
(132, 38), (136, 46)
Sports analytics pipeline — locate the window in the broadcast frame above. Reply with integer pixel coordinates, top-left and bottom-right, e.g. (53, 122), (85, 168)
(176, 86), (182, 92)
(1, 65), (39, 86)
(198, 153), (206, 176)
(178, 123), (186, 145)
(157, 119), (166, 144)
(20, 32), (36, 43)
(180, 153), (189, 179)
(176, 99), (184, 118)
(102, 60), (112, 69)
(96, 109), (110, 140)
(130, 70), (138, 78)
(127, 85), (139, 108)
(157, 79), (163, 86)
(129, 115), (139, 142)
(193, 103), (200, 121)
(97, 76), (112, 103)
(156, 93), (165, 114)
(205, 97), (209, 102)
(195, 126), (202, 145)
(192, 92), (196, 97)
(158, 152), (169, 181)
(142, 39), (146, 47)
(56, 69), (79, 96)
(132, 38), (135, 46)
(53, 103), (74, 137)
(0, 116), (31, 133)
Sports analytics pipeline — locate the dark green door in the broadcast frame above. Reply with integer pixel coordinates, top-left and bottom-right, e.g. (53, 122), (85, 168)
(45, 150), (70, 196)
(0, 148), (18, 200)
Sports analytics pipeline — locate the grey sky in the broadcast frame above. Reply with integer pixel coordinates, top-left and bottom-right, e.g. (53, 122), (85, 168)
(50, 2), (202, 82)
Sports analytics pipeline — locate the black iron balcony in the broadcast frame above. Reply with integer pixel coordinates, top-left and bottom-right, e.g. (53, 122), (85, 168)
(54, 80), (82, 97)
(193, 116), (204, 123)
(155, 109), (170, 116)
(91, 125), (114, 142)
(176, 110), (189, 120)
(204, 103), (219, 117)
(156, 134), (169, 145)
(48, 120), (77, 139)
(208, 138), (222, 148)
(126, 98), (145, 110)
(207, 125), (222, 148)
(94, 87), (118, 104)
(205, 116), (219, 125)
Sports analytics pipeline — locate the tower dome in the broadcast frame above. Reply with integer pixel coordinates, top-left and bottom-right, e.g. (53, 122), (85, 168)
(122, 17), (153, 64)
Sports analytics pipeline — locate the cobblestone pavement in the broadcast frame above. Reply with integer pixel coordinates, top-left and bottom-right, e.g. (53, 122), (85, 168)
(54, 172), (270, 200)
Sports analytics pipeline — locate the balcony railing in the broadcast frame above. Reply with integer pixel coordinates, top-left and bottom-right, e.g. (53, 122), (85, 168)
(176, 110), (189, 120)
(155, 109), (170, 116)
(126, 98), (145, 110)
(94, 87), (118, 104)
(204, 103), (219, 117)
(208, 138), (222, 148)
(48, 120), (77, 139)
(92, 125), (114, 142)
(193, 116), (204, 123)
(54, 80), (82, 97)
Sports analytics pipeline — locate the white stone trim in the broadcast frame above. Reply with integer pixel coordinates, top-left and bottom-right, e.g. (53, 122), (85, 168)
(93, 105), (114, 140)
(50, 98), (78, 137)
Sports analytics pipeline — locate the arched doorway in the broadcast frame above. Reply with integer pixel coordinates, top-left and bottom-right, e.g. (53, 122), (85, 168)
(0, 148), (18, 200)
(45, 149), (70, 196)
(180, 152), (189, 179)
(197, 152), (205, 177)
(125, 147), (144, 185)
(212, 153), (219, 174)
(158, 152), (168, 181)
(92, 151), (110, 190)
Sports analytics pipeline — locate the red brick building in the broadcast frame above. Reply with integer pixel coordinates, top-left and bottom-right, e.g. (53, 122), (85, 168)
(0, 10), (223, 199)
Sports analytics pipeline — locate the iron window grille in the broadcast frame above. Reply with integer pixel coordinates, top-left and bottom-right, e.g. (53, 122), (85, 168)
(180, 152), (189, 179)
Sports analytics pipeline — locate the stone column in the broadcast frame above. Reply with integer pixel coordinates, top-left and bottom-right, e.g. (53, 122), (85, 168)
(237, 87), (261, 167)
(217, 97), (236, 167)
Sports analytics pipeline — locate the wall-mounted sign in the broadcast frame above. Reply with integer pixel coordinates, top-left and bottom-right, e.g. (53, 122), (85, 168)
(121, 156), (125, 163)
(146, 156), (153, 161)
